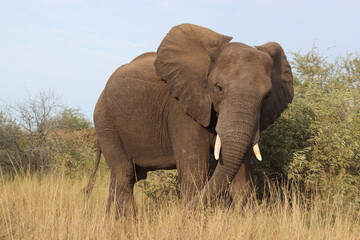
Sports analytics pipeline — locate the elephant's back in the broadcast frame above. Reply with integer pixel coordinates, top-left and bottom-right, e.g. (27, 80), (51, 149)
(104, 52), (170, 116)
(131, 52), (157, 63)
(107, 52), (160, 87)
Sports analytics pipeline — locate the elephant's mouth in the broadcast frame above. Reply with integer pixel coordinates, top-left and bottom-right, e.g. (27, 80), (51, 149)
(214, 134), (262, 161)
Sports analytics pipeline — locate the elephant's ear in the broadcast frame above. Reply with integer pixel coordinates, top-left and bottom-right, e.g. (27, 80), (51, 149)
(256, 42), (294, 131)
(154, 24), (232, 127)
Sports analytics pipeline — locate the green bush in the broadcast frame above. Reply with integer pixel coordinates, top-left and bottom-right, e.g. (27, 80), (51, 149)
(0, 112), (24, 173)
(49, 129), (100, 178)
(137, 170), (180, 203)
(54, 107), (93, 131)
(255, 46), (360, 203)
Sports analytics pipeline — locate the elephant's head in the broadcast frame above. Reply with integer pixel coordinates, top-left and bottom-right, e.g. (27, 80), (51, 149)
(154, 24), (293, 207)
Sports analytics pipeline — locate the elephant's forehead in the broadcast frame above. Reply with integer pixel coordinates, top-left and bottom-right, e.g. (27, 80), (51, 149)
(212, 47), (272, 80)
(217, 43), (273, 68)
(210, 44), (273, 94)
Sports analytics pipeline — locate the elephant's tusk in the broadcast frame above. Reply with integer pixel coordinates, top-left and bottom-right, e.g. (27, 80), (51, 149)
(214, 135), (221, 160)
(253, 143), (262, 161)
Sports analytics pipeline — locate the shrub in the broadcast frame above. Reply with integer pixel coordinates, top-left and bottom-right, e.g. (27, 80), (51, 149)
(54, 107), (92, 131)
(255, 46), (360, 203)
(136, 170), (180, 203)
(49, 128), (99, 178)
(0, 90), (96, 176)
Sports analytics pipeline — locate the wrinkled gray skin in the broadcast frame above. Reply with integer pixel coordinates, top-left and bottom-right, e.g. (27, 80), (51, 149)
(87, 24), (293, 217)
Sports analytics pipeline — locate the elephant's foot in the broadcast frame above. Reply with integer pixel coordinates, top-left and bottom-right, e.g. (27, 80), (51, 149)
(114, 200), (135, 219)
(106, 193), (135, 219)
(107, 173), (136, 219)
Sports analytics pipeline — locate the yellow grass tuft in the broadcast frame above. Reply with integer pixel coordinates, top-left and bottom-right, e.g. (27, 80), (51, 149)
(1, 172), (359, 240)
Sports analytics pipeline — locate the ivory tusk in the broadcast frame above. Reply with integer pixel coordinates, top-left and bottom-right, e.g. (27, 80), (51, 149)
(214, 135), (221, 160)
(253, 143), (262, 161)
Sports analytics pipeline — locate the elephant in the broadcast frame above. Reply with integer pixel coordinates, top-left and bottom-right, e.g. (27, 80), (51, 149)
(83, 23), (294, 217)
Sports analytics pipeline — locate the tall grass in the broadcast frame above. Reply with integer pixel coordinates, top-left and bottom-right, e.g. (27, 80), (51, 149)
(1, 172), (359, 240)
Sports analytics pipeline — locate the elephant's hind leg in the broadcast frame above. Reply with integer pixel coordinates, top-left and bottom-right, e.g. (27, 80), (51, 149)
(96, 128), (136, 218)
(108, 164), (135, 218)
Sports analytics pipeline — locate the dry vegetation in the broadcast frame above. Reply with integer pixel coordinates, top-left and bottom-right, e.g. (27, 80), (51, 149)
(1, 47), (359, 239)
(1, 172), (359, 240)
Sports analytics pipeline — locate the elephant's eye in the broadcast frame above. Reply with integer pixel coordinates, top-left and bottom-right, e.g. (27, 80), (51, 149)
(264, 90), (272, 99)
(215, 83), (223, 95)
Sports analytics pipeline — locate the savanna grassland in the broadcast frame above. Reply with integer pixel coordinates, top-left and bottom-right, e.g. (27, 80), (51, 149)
(1, 173), (359, 240)
(1, 48), (359, 239)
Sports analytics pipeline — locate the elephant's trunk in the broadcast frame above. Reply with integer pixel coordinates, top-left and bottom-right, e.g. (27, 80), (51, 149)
(186, 96), (258, 209)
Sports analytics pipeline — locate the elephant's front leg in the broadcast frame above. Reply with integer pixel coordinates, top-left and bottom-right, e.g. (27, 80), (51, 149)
(176, 150), (210, 201)
(170, 119), (212, 202)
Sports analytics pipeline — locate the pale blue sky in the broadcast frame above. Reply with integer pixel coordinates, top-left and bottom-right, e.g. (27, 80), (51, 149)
(1, 0), (359, 120)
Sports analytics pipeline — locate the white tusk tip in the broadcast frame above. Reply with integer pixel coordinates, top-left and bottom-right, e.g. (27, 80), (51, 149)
(253, 143), (262, 161)
(214, 134), (221, 160)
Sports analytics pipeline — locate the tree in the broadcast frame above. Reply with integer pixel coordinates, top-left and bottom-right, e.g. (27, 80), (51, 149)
(0, 89), (94, 175)
(54, 107), (92, 131)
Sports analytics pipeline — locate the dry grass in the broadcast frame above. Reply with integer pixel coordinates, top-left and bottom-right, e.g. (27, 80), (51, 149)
(1, 172), (359, 240)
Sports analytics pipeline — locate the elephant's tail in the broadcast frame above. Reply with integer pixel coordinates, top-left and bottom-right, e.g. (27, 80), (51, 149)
(81, 140), (102, 197)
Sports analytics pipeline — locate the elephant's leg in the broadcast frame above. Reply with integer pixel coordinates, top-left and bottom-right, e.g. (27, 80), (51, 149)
(176, 151), (210, 201)
(229, 157), (254, 206)
(97, 130), (135, 217)
(108, 162), (135, 218)
(170, 126), (211, 201)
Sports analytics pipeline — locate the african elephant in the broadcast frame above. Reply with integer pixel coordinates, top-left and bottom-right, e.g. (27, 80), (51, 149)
(85, 23), (293, 216)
